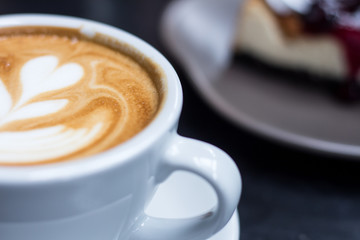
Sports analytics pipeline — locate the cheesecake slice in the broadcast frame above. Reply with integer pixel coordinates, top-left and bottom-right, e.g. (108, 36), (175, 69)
(235, 0), (360, 87)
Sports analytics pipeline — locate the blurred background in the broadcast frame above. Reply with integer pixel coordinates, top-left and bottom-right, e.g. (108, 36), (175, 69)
(2, 0), (360, 239)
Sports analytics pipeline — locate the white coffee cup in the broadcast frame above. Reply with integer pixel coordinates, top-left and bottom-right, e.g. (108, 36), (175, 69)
(0, 14), (241, 240)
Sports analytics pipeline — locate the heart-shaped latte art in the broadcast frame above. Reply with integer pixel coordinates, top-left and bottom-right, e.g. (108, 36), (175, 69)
(0, 55), (84, 125)
(0, 31), (160, 165)
(0, 55), (104, 164)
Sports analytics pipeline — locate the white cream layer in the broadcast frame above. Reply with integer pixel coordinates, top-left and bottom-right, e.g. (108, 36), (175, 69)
(236, 0), (349, 80)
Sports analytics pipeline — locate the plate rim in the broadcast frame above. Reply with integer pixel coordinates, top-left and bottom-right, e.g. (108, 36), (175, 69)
(161, 0), (360, 159)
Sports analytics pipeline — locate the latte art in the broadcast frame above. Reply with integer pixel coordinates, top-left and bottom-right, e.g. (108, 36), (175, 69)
(0, 55), (82, 126)
(0, 29), (162, 165)
(0, 55), (97, 162)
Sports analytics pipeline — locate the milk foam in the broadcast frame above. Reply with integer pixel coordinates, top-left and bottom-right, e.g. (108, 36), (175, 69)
(0, 55), (89, 163)
(0, 80), (12, 118)
(0, 31), (161, 165)
(0, 99), (69, 127)
(0, 55), (83, 123)
(0, 123), (102, 163)
(16, 55), (83, 108)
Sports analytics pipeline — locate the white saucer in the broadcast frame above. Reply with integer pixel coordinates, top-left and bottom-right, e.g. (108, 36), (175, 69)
(146, 171), (240, 240)
(161, 0), (360, 158)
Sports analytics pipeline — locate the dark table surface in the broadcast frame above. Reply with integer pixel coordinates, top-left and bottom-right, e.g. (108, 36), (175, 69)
(2, 0), (360, 239)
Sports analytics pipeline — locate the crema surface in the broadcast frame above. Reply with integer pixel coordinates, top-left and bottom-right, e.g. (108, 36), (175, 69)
(0, 29), (162, 165)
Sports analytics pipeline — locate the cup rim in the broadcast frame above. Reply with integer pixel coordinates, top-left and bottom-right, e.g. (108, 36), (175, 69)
(0, 13), (183, 184)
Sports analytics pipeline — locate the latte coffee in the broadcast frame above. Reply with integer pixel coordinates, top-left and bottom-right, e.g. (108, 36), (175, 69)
(0, 27), (164, 165)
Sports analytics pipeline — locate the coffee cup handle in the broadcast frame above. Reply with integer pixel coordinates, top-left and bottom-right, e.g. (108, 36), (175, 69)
(131, 134), (242, 240)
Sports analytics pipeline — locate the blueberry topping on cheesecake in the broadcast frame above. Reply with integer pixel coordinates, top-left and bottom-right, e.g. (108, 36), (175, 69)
(235, 0), (360, 100)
